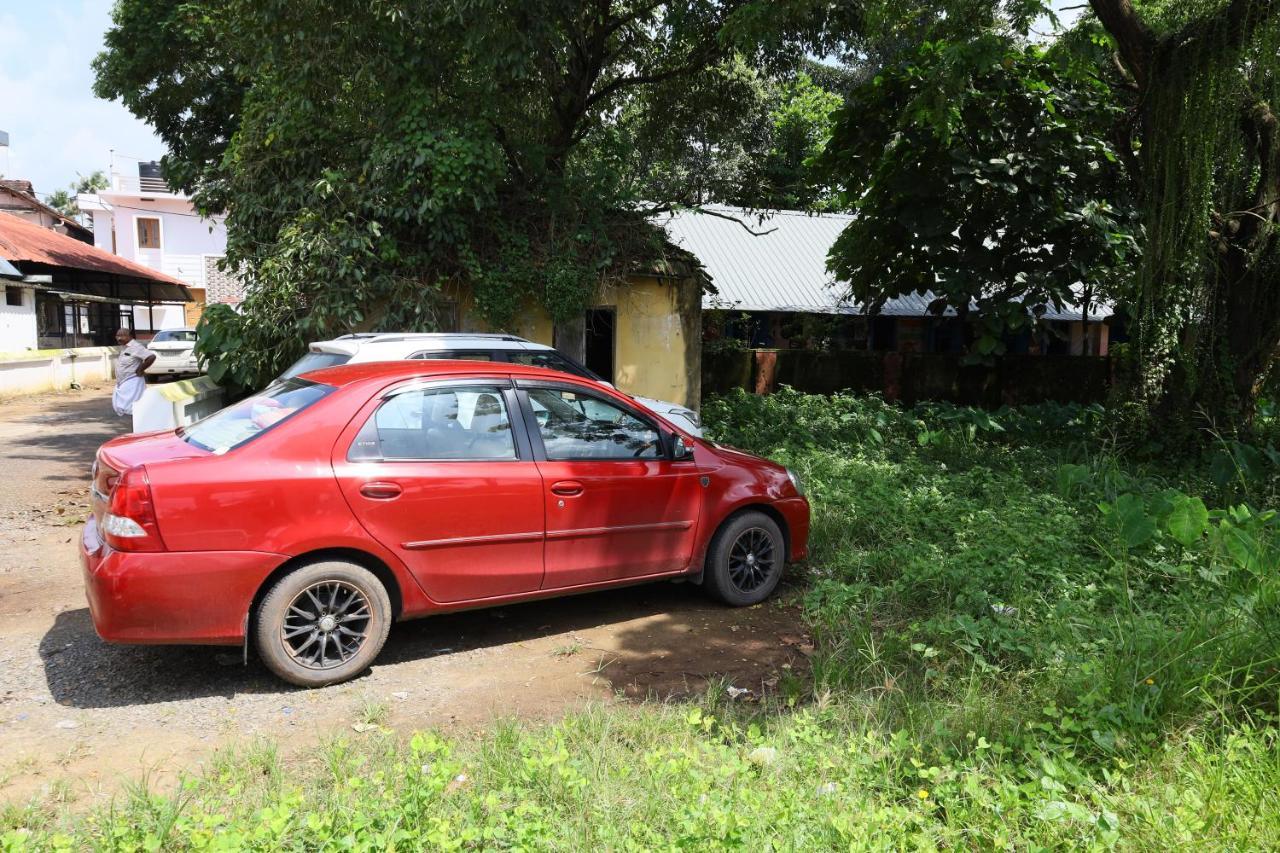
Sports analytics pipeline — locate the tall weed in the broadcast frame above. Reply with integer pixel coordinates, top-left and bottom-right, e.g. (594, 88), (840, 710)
(706, 389), (1280, 758)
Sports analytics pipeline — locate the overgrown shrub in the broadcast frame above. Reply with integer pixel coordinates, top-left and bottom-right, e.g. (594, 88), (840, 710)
(706, 388), (1280, 754)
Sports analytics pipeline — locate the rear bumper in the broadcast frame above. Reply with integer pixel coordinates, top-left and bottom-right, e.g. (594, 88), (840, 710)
(774, 496), (811, 561)
(145, 364), (200, 375)
(79, 516), (285, 645)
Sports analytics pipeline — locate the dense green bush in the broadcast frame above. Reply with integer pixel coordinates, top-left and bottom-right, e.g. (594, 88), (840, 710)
(705, 388), (1280, 754)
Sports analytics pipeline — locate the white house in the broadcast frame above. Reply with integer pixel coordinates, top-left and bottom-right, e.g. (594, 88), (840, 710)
(78, 156), (245, 331)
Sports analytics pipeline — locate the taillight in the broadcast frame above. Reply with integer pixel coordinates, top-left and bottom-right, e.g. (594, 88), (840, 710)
(102, 465), (166, 552)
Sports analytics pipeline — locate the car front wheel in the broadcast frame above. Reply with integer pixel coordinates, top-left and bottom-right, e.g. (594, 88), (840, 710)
(254, 561), (392, 687)
(701, 511), (785, 606)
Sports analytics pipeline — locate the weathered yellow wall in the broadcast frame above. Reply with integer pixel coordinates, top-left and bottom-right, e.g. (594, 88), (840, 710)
(445, 274), (701, 409)
(597, 276), (700, 409)
(450, 290), (554, 346)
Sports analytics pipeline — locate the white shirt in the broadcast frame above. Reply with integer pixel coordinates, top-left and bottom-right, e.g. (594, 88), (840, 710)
(115, 339), (154, 386)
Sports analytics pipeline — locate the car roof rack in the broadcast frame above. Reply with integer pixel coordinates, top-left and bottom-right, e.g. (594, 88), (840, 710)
(333, 332), (530, 343)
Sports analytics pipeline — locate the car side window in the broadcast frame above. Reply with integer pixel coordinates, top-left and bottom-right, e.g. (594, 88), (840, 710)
(507, 351), (585, 377)
(526, 388), (660, 460)
(349, 385), (516, 461)
(409, 350), (493, 362)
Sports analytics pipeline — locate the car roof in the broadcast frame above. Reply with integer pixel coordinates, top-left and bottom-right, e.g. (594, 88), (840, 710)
(308, 333), (551, 357)
(297, 358), (588, 388)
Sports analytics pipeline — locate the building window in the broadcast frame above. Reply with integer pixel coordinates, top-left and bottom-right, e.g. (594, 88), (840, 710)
(870, 316), (898, 351)
(4, 286), (22, 307)
(136, 217), (162, 249)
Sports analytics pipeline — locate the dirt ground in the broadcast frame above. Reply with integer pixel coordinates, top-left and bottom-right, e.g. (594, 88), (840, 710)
(0, 386), (810, 806)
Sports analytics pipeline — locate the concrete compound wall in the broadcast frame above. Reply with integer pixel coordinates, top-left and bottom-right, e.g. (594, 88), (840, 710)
(0, 347), (116, 398)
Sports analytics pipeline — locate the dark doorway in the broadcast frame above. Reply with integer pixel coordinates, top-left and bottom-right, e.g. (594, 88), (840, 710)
(584, 308), (616, 383)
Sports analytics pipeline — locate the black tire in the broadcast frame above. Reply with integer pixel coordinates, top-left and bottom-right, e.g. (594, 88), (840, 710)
(254, 561), (392, 687)
(701, 511), (785, 606)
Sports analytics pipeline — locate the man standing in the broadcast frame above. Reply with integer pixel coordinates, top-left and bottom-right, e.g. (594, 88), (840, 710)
(111, 328), (155, 416)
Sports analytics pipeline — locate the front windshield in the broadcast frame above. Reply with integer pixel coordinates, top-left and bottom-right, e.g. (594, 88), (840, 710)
(507, 350), (599, 380)
(182, 378), (334, 453)
(153, 330), (197, 343)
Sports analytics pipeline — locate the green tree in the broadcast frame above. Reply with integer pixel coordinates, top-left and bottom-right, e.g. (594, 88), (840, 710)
(1086, 0), (1280, 430)
(619, 61), (844, 213)
(95, 0), (843, 389)
(819, 32), (1138, 359)
(45, 171), (109, 221)
(749, 69), (844, 210)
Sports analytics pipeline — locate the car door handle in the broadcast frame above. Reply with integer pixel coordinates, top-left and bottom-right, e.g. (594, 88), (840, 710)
(360, 481), (403, 500)
(551, 480), (584, 497)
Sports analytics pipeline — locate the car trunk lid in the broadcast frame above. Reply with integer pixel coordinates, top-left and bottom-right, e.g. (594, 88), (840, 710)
(149, 341), (194, 354)
(91, 431), (209, 527)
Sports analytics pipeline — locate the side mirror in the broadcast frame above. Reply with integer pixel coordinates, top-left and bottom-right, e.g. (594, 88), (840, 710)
(671, 434), (693, 461)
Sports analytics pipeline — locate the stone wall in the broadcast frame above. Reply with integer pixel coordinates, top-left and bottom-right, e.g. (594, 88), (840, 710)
(204, 256), (245, 305)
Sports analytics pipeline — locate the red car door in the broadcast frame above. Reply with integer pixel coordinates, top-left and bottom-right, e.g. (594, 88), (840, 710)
(518, 383), (702, 589)
(332, 380), (545, 603)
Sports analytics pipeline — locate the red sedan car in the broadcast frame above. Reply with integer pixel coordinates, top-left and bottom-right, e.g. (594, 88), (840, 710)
(81, 361), (809, 686)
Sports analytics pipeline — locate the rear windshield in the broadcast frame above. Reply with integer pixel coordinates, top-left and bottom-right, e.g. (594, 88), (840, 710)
(280, 351), (351, 379)
(152, 330), (197, 343)
(506, 350), (596, 379)
(182, 378), (334, 453)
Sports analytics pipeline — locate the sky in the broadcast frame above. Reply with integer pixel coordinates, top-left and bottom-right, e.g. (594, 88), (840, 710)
(0, 0), (164, 200)
(0, 0), (1087, 203)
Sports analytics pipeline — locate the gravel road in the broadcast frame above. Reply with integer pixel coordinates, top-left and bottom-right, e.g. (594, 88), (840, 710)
(0, 386), (810, 806)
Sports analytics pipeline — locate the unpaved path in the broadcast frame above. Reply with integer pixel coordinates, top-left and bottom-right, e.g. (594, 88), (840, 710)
(0, 387), (810, 806)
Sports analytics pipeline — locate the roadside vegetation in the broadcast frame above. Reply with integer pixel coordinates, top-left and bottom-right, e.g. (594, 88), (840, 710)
(5, 390), (1278, 849)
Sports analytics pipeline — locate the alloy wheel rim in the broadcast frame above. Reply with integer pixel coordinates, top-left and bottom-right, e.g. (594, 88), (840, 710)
(728, 527), (777, 593)
(281, 581), (372, 670)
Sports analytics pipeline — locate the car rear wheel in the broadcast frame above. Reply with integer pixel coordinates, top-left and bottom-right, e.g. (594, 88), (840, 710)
(701, 511), (785, 606)
(254, 561), (392, 687)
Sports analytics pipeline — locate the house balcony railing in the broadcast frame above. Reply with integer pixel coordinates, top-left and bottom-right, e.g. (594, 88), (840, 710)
(108, 173), (186, 197)
(107, 154), (188, 198)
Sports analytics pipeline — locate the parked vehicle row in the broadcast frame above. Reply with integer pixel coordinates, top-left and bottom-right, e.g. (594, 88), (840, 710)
(82, 360), (808, 686)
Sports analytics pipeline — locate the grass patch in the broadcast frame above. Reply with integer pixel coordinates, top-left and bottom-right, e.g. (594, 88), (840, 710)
(3, 705), (1277, 849)
(4, 389), (1279, 848)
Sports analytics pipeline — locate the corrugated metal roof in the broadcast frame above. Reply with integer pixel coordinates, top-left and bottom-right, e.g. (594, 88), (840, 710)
(0, 181), (94, 241)
(659, 205), (1108, 322)
(0, 211), (191, 299)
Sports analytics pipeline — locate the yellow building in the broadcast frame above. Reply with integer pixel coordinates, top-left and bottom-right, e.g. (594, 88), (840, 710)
(445, 271), (703, 410)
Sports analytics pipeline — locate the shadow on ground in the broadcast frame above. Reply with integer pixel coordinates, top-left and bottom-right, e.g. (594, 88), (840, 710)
(0, 394), (125, 491)
(41, 580), (809, 710)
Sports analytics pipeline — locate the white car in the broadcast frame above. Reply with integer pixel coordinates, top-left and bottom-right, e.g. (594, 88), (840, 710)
(144, 328), (201, 379)
(279, 333), (703, 435)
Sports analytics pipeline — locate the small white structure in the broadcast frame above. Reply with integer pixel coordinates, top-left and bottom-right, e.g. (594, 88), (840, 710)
(131, 375), (225, 433)
(79, 154), (246, 330)
(0, 260), (37, 351)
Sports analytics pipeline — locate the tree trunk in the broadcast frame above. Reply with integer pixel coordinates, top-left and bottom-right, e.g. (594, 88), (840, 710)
(1090, 0), (1280, 434)
(1166, 237), (1280, 429)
